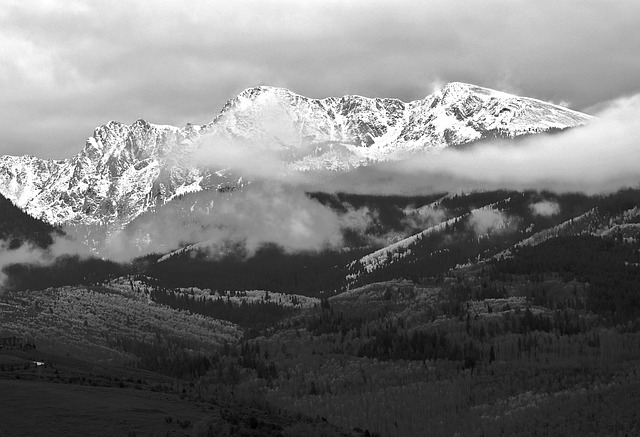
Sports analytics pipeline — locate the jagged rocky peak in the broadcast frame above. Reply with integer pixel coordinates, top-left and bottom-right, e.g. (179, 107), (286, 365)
(221, 85), (406, 119)
(0, 82), (593, 233)
(216, 82), (592, 147)
(236, 85), (284, 98)
(0, 117), (212, 229)
(217, 86), (304, 115)
(78, 118), (209, 178)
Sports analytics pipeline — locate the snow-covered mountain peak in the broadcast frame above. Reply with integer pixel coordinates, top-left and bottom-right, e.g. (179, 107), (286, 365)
(0, 82), (593, 234)
(218, 86), (303, 116)
(0, 118), (214, 229)
(414, 81), (593, 142)
(438, 81), (590, 120)
(241, 85), (295, 98)
(441, 81), (507, 96)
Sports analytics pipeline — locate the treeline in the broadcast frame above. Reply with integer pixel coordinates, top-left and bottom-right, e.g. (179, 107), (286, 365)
(145, 244), (365, 296)
(357, 327), (467, 363)
(491, 235), (640, 321)
(0, 193), (61, 249)
(292, 296), (473, 363)
(347, 215), (522, 288)
(346, 189), (640, 289)
(144, 188), (640, 295)
(278, 277), (630, 367)
(2, 255), (126, 291)
(309, 191), (445, 232)
(107, 335), (211, 380)
(438, 189), (518, 215)
(148, 286), (297, 328)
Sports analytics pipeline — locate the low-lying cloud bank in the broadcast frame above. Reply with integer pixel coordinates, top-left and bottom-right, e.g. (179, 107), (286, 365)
(189, 92), (640, 197)
(100, 183), (377, 261)
(319, 93), (640, 195)
(3, 93), (640, 275)
(0, 236), (92, 290)
(73, 92), (640, 261)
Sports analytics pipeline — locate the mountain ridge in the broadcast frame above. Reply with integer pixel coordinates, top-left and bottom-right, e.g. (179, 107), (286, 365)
(0, 82), (592, 232)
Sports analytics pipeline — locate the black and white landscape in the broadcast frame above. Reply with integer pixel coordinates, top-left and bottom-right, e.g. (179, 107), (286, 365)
(2, 1), (640, 436)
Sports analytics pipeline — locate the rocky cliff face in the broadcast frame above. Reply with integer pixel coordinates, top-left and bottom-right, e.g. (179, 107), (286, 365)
(0, 120), (214, 228)
(0, 82), (592, 230)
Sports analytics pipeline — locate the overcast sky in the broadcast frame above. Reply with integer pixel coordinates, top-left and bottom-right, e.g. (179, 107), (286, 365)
(1, 0), (639, 159)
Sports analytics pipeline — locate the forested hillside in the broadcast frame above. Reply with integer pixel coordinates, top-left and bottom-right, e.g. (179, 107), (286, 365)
(2, 188), (640, 435)
(0, 193), (60, 249)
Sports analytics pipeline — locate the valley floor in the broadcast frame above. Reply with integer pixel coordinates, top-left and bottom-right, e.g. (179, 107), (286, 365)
(0, 379), (208, 437)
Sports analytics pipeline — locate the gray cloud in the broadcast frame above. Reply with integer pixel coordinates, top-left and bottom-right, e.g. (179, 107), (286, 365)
(468, 209), (508, 236)
(100, 183), (350, 260)
(0, 235), (91, 290)
(191, 131), (295, 183)
(1, 0), (639, 159)
(401, 205), (447, 231)
(185, 85), (640, 198)
(530, 200), (561, 217)
(3, 90), (638, 268)
(320, 92), (640, 195)
(5, 88), (636, 267)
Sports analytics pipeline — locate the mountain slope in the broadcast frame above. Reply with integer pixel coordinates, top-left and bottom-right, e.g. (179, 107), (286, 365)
(344, 189), (640, 289)
(0, 192), (60, 249)
(0, 83), (592, 231)
(0, 120), (215, 228)
(208, 82), (592, 167)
